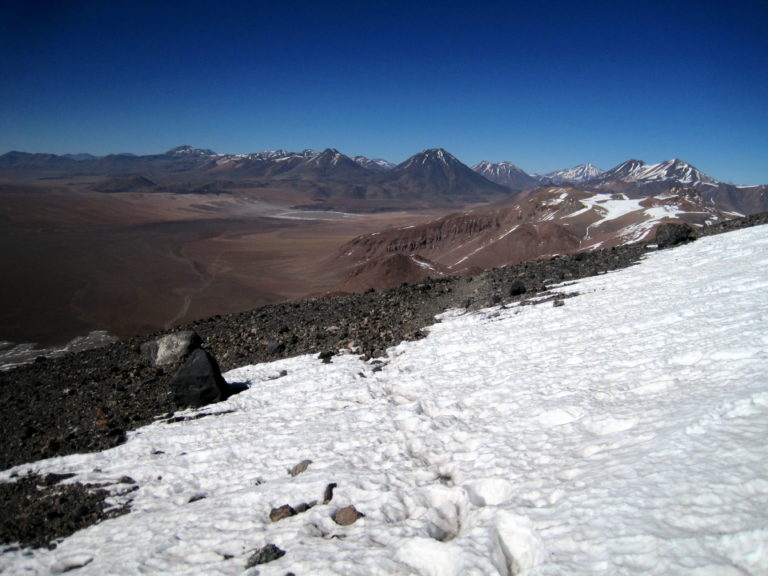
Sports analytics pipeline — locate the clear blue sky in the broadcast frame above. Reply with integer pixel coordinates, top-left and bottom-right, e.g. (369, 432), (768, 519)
(2, 1), (766, 184)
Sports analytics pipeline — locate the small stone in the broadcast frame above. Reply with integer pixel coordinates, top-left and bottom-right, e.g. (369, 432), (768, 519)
(553, 299), (565, 307)
(289, 459), (312, 477)
(323, 482), (337, 504)
(333, 505), (364, 526)
(188, 493), (206, 503)
(294, 501), (316, 513)
(245, 543), (285, 568)
(269, 504), (297, 522)
(118, 475), (136, 484)
(266, 340), (284, 355)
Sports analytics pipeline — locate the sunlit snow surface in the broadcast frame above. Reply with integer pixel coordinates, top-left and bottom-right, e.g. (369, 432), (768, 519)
(3, 227), (768, 575)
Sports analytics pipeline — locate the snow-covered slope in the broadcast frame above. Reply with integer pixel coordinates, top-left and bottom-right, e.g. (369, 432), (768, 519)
(3, 227), (768, 575)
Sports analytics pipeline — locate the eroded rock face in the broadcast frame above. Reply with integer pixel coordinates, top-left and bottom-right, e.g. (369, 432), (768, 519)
(168, 348), (230, 408)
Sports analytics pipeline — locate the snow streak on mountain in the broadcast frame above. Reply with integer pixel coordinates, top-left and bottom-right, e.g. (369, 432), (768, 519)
(2, 225), (767, 575)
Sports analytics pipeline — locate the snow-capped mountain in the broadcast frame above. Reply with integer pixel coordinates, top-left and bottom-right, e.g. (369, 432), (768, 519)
(379, 149), (513, 200)
(352, 156), (395, 172)
(164, 145), (219, 158)
(3, 224), (766, 574)
(541, 163), (604, 184)
(394, 148), (462, 170)
(290, 148), (369, 178)
(593, 158), (717, 187)
(472, 160), (539, 190)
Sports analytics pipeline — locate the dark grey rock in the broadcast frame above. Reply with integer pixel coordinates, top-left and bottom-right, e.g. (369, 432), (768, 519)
(294, 501), (316, 513)
(168, 348), (230, 408)
(323, 482), (337, 504)
(265, 340), (284, 355)
(509, 280), (527, 297)
(245, 543), (285, 568)
(655, 222), (697, 249)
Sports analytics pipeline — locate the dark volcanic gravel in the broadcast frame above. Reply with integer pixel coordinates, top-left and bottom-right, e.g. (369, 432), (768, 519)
(0, 472), (130, 549)
(0, 212), (766, 550)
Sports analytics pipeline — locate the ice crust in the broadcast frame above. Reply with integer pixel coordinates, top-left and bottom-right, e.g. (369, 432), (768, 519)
(2, 227), (767, 574)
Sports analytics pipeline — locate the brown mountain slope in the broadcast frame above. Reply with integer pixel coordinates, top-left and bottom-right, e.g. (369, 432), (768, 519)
(326, 186), (728, 293)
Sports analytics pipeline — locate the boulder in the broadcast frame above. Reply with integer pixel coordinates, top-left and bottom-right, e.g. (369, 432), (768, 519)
(508, 280), (527, 297)
(269, 504), (297, 522)
(245, 544), (285, 568)
(654, 222), (697, 249)
(333, 505), (364, 526)
(168, 348), (230, 408)
(142, 331), (201, 367)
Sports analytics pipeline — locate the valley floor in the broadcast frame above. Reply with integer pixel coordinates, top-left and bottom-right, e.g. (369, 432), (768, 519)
(2, 226), (767, 574)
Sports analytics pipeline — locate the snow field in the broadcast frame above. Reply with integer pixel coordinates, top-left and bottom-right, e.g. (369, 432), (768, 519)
(2, 226), (768, 574)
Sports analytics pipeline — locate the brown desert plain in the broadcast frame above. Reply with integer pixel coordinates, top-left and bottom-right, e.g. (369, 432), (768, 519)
(0, 181), (450, 347)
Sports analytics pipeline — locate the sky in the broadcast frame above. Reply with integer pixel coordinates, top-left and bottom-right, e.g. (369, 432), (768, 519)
(1, 0), (766, 184)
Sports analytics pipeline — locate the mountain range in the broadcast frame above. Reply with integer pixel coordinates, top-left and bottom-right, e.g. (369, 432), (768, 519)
(2, 144), (765, 214)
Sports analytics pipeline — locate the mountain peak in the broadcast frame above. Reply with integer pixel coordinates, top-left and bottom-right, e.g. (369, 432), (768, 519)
(396, 148), (464, 171)
(543, 163), (605, 184)
(473, 160), (539, 190)
(597, 158), (716, 186)
(420, 148), (457, 162)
